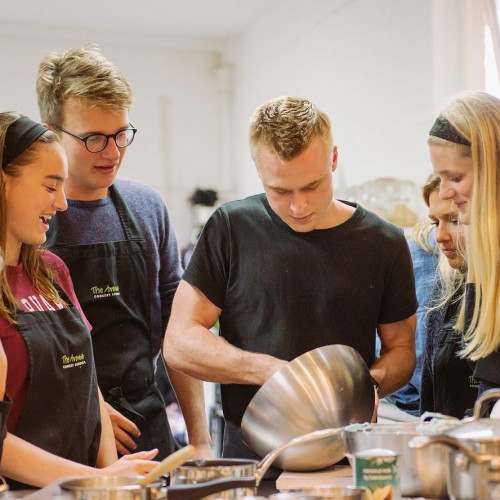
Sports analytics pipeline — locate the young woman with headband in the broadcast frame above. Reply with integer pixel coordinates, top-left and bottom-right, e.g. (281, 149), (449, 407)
(428, 91), (500, 397)
(0, 112), (158, 489)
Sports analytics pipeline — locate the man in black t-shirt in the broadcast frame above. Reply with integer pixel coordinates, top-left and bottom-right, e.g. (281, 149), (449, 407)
(164, 96), (418, 460)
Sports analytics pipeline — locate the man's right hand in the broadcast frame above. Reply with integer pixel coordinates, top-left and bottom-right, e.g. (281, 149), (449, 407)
(105, 402), (141, 455)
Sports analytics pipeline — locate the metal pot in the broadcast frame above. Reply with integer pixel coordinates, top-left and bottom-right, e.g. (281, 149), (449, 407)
(173, 459), (257, 499)
(172, 428), (345, 499)
(288, 486), (367, 499)
(59, 476), (166, 500)
(268, 488), (366, 500)
(58, 474), (258, 500)
(343, 420), (457, 498)
(409, 388), (500, 500)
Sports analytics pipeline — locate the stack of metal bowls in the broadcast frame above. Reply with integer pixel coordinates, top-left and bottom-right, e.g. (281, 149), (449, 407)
(241, 344), (375, 471)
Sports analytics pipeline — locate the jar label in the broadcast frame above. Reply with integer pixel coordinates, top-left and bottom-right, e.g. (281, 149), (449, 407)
(354, 449), (400, 500)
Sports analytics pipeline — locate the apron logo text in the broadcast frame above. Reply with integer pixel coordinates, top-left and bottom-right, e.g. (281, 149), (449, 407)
(91, 284), (121, 299)
(62, 353), (86, 369)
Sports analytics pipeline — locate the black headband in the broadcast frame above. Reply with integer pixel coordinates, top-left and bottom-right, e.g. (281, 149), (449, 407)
(2, 116), (49, 169)
(429, 115), (471, 146)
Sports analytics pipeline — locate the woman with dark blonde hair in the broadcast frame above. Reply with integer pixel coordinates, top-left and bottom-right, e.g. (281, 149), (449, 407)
(419, 173), (475, 418)
(0, 112), (158, 489)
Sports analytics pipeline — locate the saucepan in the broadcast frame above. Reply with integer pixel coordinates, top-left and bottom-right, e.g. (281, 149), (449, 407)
(172, 428), (345, 500)
(268, 487), (367, 500)
(409, 388), (500, 500)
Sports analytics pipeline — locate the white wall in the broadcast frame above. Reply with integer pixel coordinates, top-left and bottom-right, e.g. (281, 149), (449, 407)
(0, 0), (488, 247)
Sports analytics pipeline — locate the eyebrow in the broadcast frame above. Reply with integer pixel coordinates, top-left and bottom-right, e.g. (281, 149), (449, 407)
(269, 176), (325, 191)
(82, 125), (131, 136)
(44, 174), (66, 182)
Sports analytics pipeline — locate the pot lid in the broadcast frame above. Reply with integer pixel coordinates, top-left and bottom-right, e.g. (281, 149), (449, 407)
(446, 418), (500, 441)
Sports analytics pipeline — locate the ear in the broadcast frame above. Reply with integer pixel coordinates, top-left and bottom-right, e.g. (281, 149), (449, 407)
(331, 146), (338, 173)
(1, 169), (10, 192)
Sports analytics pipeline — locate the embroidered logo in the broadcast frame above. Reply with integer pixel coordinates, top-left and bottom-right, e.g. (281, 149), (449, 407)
(90, 284), (120, 299)
(62, 353), (86, 369)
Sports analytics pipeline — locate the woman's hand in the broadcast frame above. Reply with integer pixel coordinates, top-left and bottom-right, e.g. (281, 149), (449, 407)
(105, 402), (141, 455)
(97, 449), (159, 476)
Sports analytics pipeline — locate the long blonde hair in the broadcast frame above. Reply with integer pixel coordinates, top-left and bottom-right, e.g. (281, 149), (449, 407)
(428, 91), (500, 359)
(0, 112), (63, 323)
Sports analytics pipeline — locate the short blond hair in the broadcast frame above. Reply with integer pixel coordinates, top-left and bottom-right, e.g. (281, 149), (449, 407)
(249, 96), (332, 163)
(37, 44), (133, 125)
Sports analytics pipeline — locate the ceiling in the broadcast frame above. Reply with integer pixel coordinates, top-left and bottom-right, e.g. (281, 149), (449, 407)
(0, 0), (284, 41)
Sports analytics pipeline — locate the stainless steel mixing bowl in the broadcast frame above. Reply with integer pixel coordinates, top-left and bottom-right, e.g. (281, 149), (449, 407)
(241, 344), (375, 471)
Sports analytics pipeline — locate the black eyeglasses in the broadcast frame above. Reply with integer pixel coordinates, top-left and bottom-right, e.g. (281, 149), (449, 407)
(54, 124), (137, 153)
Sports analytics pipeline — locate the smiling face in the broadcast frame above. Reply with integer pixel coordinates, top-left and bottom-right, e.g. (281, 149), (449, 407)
(57, 98), (130, 200)
(255, 138), (338, 232)
(429, 144), (474, 224)
(2, 142), (68, 265)
(428, 190), (466, 270)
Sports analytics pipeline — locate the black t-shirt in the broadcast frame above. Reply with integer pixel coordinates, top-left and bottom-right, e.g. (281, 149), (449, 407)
(184, 195), (418, 426)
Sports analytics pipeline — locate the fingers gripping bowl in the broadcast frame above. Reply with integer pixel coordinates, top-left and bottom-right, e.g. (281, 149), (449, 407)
(241, 344), (375, 471)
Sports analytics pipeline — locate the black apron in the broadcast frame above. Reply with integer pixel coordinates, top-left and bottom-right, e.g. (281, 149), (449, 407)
(464, 282), (500, 402)
(47, 185), (176, 459)
(433, 314), (478, 419)
(9, 287), (100, 490)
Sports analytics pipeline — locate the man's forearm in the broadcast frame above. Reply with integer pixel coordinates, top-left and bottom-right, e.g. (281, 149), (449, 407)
(370, 346), (416, 398)
(166, 365), (212, 453)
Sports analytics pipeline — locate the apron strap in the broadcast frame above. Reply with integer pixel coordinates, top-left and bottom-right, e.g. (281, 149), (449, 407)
(109, 185), (143, 241)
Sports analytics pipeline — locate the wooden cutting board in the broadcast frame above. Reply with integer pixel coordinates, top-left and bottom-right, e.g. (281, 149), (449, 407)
(276, 464), (353, 491)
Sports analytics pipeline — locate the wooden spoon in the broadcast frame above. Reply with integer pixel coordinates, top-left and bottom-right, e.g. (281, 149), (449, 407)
(139, 445), (196, 486)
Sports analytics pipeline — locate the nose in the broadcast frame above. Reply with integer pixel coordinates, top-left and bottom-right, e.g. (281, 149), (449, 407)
(435, 223), (451, 244)
(290, 192), (307, 215)
(439, 180), (454, 201)
(100, 137), (121, 161)
(54, 189), (68, 212)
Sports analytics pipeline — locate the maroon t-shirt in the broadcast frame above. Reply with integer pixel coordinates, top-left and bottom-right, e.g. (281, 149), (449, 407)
(1, 251), (91, 432)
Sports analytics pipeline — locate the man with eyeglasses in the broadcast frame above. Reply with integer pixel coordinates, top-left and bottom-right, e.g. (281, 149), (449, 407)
(36, 44), (212, 461)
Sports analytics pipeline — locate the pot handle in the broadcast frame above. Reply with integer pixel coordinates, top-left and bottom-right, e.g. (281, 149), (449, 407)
(409, 435), (488, 465)
(472, 388), (500, 420)
(254, 427), (345, 485)
(166, 476), (257, 500)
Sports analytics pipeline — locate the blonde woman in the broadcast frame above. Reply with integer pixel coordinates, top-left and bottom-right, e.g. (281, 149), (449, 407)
(428, 91), (500, 396)
(0, 112), (158, 489)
